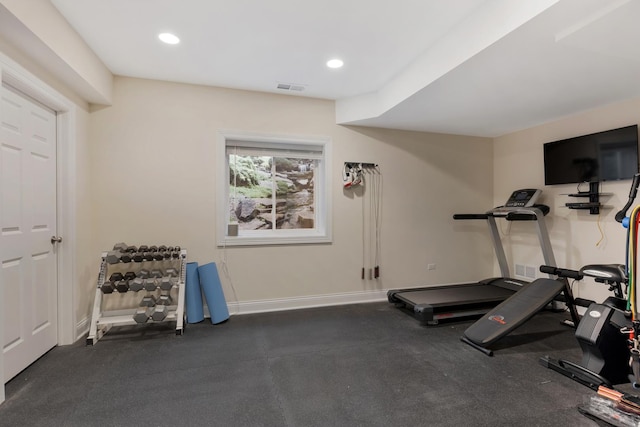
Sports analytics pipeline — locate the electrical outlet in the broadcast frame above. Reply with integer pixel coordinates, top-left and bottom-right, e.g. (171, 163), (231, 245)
(427, 263), (436, 271)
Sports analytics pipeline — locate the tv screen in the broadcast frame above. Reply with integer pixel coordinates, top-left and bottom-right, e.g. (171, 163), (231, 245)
(543, 125), (639, 185)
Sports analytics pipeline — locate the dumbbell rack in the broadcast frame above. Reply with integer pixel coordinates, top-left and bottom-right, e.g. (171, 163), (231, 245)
(86, 249), (187, 345)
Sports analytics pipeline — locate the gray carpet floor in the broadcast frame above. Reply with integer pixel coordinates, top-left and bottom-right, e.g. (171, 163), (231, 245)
(0, 302), (609, 426)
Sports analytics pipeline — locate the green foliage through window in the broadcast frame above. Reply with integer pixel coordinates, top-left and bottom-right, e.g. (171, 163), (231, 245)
(218, 131), (331, 245)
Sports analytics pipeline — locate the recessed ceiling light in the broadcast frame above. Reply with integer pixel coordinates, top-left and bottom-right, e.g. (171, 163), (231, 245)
(326, 59), (344, 69)
(158, 33), (180, 45)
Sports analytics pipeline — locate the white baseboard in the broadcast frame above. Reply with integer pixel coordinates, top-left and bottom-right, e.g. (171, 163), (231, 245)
(74, 290), (389, 339)
(213, 289), (389, 317)
(75, 316), (90, 342)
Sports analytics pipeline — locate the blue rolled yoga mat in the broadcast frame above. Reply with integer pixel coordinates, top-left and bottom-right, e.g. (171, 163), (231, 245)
(198, 262), (230, 324)
(185, 262), (205, 323)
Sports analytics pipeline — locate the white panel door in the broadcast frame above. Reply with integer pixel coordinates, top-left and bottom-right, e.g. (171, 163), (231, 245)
(0, 83), (58, 382)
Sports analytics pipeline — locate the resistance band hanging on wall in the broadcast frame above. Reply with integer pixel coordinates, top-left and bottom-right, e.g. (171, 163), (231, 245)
(628, 206), (640, 324)
(627, 205), (640, 383)
(365, 164), (382, 279)
(613, 173), (640, 384)
(343, 162), (382, 279)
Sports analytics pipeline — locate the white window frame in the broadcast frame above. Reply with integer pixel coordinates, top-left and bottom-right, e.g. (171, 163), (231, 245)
(216, 130), (332, 246)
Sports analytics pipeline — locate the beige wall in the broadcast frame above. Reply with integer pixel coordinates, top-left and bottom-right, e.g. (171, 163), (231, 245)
(89, 76), (495, 305)
(494, 97), (640, 303)
(73, 106), (100, 325)
(13, 11), (639, 325)
(1, 0), (636, 346)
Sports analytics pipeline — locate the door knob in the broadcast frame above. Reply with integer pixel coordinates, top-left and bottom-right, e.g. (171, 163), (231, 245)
(51, 236), (63, 244)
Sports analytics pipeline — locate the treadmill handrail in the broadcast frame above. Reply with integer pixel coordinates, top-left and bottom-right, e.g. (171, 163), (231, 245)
(452, 205), (555, 279)
(453, 214), (489, 220)
(453, 205), (550, 220)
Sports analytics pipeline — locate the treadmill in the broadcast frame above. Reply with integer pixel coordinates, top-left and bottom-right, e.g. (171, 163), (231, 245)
(388, 189), (556, 325)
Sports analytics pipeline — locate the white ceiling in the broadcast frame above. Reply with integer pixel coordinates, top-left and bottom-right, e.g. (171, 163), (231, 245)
(50, 0), (640, 137)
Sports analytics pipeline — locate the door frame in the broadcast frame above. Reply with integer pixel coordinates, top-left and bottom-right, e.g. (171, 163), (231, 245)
(0, 51), (77, 404)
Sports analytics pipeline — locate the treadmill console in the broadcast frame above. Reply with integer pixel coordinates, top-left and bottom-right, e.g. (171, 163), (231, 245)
(504, 189), (541, 208)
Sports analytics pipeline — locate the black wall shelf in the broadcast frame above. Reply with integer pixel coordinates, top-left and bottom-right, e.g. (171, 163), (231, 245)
(564, 182), (602, 215)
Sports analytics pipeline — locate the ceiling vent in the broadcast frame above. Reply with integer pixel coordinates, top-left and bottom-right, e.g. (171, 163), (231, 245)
(277, 83), (306, 92)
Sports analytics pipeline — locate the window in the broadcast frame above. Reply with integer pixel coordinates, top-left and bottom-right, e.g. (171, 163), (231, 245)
(216, 130), (332, 246)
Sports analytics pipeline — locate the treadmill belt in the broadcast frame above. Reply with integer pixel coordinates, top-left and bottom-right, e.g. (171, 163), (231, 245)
(398, 284), (515, 307)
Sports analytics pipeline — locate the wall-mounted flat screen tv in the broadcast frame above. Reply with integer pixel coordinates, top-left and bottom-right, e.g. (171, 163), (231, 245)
(543, 125), (639, 185)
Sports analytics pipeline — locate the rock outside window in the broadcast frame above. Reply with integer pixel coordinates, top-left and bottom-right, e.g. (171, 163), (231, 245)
(216, 130), (332, 246)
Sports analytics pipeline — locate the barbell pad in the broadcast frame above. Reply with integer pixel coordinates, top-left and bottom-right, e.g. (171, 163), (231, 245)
(198, 262), (229, 324)
(186, 262), (204, 323)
